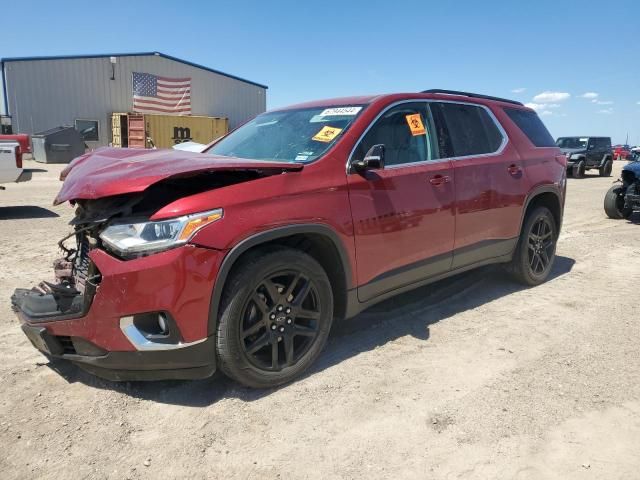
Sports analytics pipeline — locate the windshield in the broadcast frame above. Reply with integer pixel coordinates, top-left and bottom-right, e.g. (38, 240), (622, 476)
(556, 137), (588, 149)
(206, 105), (365, 162)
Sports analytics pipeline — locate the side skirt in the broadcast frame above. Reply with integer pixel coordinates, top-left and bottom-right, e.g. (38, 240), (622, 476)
(345, 238), (516, 319)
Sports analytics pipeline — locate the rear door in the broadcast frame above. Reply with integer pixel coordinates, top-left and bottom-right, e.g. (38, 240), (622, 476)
(430, 101), (525, 269)
(347, 101), (455, 302)
(586, 138), (599, 166)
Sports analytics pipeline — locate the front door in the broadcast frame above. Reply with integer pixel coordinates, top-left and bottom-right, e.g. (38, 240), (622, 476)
(347, 102), (455, 302)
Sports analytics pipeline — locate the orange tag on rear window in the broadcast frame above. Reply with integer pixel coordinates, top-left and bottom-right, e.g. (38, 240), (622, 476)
(405, 114), (426, 136)
(312, 126), (343, 143)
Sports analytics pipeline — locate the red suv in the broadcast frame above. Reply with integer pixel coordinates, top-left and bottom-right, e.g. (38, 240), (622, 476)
(12, 90), (566, 387)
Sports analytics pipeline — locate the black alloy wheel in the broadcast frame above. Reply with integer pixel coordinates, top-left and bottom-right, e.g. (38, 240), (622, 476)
(240, 271), (322, 371)
(507, 206), (557, 286)
(216, 247), (333, 388)
(527, 215), (554, 276)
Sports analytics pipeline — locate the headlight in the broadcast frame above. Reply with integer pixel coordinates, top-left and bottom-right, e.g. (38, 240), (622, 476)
(99, 208), (223, 256)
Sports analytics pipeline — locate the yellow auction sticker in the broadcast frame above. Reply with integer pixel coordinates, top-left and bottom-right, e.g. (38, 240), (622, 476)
(312, 126), (343, 143)
(405, 114), (426, 136)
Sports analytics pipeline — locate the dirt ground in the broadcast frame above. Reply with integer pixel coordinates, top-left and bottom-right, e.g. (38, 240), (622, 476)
(0, 160), (639, 479)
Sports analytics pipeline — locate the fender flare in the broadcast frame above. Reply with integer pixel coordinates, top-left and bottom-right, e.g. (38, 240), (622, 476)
(520, 185), (564, 234)
(207, 223), (353, 336)
(599, 154), (612, 168)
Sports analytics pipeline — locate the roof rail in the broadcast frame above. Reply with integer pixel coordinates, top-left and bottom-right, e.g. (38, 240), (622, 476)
(421, 89), (523, 106)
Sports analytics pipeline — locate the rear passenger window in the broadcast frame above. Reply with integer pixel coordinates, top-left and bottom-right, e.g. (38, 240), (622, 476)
(504, 108), (556, 147)
(431, 102), (503, 157)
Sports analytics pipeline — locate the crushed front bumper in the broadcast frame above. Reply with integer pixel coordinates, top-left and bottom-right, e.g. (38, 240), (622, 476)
(12, 245), (225, 381)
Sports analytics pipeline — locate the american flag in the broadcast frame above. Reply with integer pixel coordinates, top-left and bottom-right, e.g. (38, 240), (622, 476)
(132, 72), (191, 114)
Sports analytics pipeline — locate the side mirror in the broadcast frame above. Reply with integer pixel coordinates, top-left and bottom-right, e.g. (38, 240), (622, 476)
(352, 144), (385, 172)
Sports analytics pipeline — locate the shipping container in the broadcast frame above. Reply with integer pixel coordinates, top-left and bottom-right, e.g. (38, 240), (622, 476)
(110, 113), (128, 147)
(127, 114), (146, 149)
(110, 113), (228, 149)
(145, 114), (228, 149)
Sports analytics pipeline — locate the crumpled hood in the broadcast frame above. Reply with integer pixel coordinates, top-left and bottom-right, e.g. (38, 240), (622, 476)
(55, 148), (303, 205)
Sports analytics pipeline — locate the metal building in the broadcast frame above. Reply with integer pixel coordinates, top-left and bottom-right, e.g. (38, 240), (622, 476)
(0, 52), (267, 147)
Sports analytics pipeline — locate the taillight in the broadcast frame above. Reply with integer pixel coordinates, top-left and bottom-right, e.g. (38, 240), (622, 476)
(15, 145), (22, 169)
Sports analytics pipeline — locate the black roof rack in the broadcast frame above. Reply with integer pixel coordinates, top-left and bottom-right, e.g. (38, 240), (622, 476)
(421, 89), (523, 106)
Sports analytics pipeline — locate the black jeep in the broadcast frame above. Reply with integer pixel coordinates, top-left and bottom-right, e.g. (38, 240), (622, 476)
(604, 160), (640, 219)
(556, 136), (613, 178)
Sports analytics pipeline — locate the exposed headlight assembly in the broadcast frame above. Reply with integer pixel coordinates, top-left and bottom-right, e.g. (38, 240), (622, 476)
(99, 209), (223, 257)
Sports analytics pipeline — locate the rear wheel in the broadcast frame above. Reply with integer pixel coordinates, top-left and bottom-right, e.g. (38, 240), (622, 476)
(599, 159), (613, 177)
(604, 185), (629, 219)
(216, 247), (333, 388)
(573, 160), (586, 178)
(508, 206), (557, 286)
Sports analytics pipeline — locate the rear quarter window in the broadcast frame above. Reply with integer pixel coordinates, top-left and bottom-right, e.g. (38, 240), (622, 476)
(504, 108), (556, 147)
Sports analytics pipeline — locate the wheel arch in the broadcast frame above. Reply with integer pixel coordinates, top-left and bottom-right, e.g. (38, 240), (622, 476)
(521, 187), (563, 236)
(207, 224), (352, 336)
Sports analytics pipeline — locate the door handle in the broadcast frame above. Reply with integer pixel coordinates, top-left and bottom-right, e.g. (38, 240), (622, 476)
(507, 164), (522, 176)
(429, 175), (451, 186)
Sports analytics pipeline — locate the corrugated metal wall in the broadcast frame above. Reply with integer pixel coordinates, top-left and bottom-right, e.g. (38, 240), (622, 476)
(2, 54), (266, 146)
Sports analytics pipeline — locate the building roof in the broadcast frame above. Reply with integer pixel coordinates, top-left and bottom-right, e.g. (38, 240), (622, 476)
(0, 51), (268, 89)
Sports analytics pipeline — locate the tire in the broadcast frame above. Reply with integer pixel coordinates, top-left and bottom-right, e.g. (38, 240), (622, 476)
(507, 206), (557, 286)
(573, 160), (586, 178)
(604, 185), (628, 219)
(216, 246), (334, 388)
(599, 159), (613, 177)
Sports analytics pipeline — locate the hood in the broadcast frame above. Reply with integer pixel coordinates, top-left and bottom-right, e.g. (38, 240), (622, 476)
(622, 160), (640, 175)
(55, 148), (303, 205)
(560, 147), (585, 155)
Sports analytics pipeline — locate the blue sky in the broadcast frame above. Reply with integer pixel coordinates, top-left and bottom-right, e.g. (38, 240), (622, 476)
(3, 0), (639, 143)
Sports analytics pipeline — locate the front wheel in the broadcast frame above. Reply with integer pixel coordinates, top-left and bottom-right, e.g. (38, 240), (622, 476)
(604, 185), (629, 219)
(508, 206), (557, 286)
(216, 247), (334, 388)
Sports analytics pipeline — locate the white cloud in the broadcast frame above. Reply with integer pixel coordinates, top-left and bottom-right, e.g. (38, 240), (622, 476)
(532, 91), (571, 103)
(581, 92), (599, 99)
(539, 110), (553, 116)
(525, 102), (561, 111)
(511, 88), (526, 93)
(598, 108), (614, 115)
(595, 100), (613, 105)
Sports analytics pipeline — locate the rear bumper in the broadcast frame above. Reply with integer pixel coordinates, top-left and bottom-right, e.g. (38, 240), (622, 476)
(13, 245), (225, 381)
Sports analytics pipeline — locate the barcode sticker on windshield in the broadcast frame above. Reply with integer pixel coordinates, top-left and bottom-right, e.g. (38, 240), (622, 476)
(319, 107), (362, 117)
(312, 126), (343, 142)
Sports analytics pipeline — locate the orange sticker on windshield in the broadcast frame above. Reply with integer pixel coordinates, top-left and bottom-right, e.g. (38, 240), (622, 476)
(312, 126), (343, 143)
(405, 114), (426, 136)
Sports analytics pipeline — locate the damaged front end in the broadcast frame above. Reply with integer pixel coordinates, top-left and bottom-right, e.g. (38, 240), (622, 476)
(12, 226), (101, 322)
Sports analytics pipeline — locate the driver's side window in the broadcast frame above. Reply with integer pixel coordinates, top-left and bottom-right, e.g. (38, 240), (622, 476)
(353, 103), (436, 167)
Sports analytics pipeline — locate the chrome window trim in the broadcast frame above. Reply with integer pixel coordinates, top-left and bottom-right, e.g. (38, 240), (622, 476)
(346, 99), (509, 174)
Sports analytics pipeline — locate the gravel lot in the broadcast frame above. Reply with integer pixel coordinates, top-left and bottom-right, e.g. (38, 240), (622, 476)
(1, 160), (639, 479)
